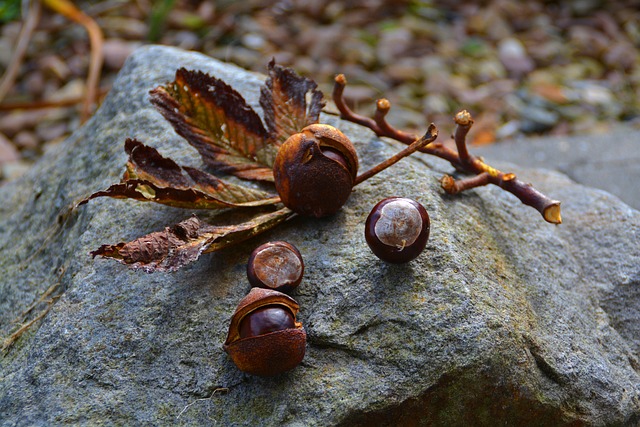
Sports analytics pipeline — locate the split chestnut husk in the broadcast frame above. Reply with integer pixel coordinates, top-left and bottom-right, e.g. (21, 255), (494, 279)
(223, 288), (306, 376)
(273, 124), (358, 217)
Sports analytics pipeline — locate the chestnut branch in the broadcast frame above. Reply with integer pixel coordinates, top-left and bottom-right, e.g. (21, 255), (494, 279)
(332, 74), (562, 224)
(355, 124), (438, 185)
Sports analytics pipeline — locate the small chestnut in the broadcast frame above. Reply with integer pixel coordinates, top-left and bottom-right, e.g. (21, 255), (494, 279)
(247, 241), (304, 293)
(365, 197), (430, 263)
(223, 288), (306, 376)
(273, 124), (359, 217)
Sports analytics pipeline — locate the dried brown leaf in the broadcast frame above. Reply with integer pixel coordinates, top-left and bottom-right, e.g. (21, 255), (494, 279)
(80, 139), (279, 209)
(260, 59), (325, 145)
(91, 208), (295, 272)
(87, 62), (332, 272)
(150, 68), (277, 181)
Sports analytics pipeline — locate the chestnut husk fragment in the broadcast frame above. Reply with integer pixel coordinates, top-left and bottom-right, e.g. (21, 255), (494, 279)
(223, 288), (306, 376)
(273, 124), (358, 217)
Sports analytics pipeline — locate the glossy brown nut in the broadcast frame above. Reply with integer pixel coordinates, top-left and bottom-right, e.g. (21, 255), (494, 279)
(365, 197), (430, 263)
(239, 306), (295, 339)
(223, 288), (306, 376)
(273, 124), (359, 217)
(247, 241), (304, 293)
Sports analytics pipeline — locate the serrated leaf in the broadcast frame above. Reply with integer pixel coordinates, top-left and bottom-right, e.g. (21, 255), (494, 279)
(150, 68), (277, 181)
(87, 61), (332, 273)
(80, 139), (279, 209)
(91, 208), (295, 272)
(260, 59), (325, 144)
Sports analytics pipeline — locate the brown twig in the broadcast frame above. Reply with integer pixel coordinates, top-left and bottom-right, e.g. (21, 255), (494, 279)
(0, 0), (42, 104)
(355, 124), (438, 185)
(42, 0), (104, 121)
(333, 74), (461, 167)
(1, 278), (62, 353)
(332, 74), (379, 131)
(0, 87), (110, 111)
(1, 305), (52, 353)
(373, 98), (419, 144)
(441, 172), (491, 194)
(333, 75), (562, 224)
(453, 110), (473, 165)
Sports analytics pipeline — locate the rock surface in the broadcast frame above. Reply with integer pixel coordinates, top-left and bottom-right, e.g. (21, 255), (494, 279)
(0, 46), (639, 426)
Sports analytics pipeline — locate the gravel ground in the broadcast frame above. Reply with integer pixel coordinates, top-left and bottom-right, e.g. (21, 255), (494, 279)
(0, 0), (639, 183)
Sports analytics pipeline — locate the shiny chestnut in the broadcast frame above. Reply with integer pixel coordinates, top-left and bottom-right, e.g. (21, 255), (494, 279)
(273, 124), (358, 217)
(223, 288), (306, 376)
(239, 306), (295, 339)
(247, 241), (304, 293)
(365, 197), (430, 263)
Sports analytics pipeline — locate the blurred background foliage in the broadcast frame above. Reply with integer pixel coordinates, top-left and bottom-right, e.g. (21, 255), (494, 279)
(0, 0), (21, 23)
(0, 0), (639, 182)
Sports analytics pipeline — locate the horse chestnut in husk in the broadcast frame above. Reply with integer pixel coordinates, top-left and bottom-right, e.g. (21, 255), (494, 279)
(273, 124), (358, 217)
(365, 197), (430, 263)
(247, 241), (304, 293)
(238, 306), (295, 339)
(223, 288), (306, 376)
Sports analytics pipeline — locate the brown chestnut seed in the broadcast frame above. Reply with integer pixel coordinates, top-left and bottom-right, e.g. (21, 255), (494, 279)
(247, 241), (304, 293)
(273, 124), (358, 217)
(321, 147), (349, 170)
(365, 197), (430, 263)
(223, 288), (306, 376)
(239, 306), (295, 339)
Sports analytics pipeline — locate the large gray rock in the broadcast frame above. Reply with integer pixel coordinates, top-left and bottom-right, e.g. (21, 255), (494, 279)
(0, 46), (638, 426)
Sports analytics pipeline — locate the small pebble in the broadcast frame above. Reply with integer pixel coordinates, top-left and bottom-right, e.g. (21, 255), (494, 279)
(13, 131), (39, 150)
(2, 160), (31, 182)
(0, 111), (50, 137)
(519, 106), (559, 133)
(498, 37), (535, 76)
(36, 122), (68, 143)
(103, 39), (140, 69)
(0, 133), (19, 163)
